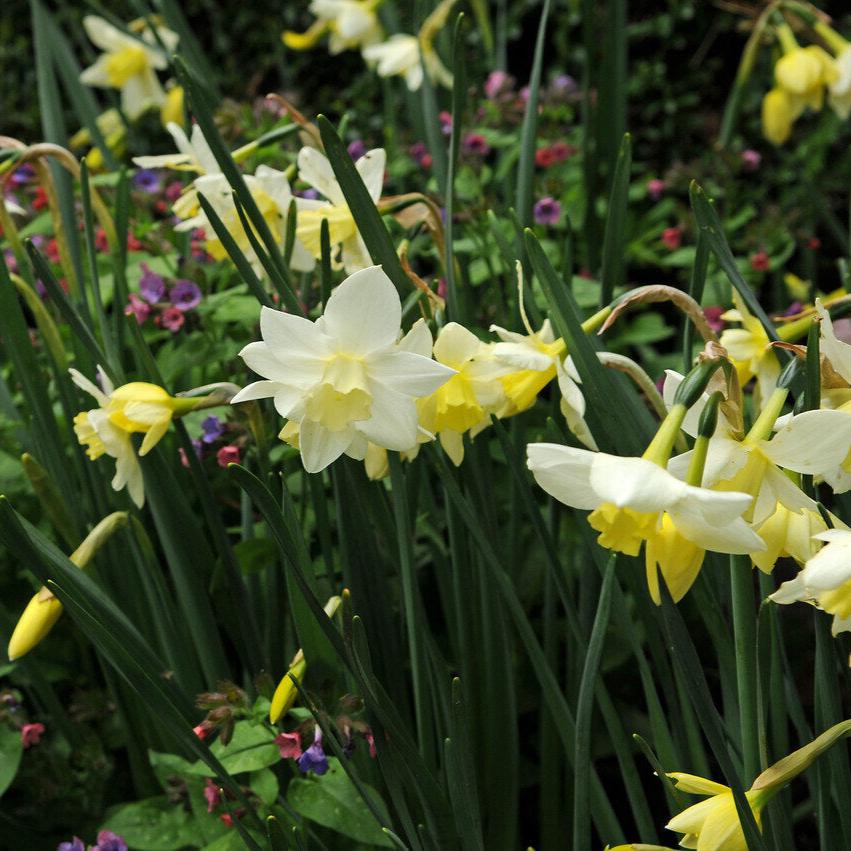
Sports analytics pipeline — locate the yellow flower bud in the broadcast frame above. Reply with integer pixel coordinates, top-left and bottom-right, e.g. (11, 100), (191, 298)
(761, 87), (798, 145)
(160, 85), (185, 129)
(269, 655), (306, 724)
(7, 512), (128, 660)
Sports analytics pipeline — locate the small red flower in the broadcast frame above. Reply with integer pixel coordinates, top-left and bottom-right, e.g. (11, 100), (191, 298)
(32, 187), (48, 211)
(21, 722), (45, 748)
(535, 147), (556, 168)
(275, 731), (303, 760)
(45, 238), (60, 264)
(127, 233), (143, 252)
(160, 307), (185, 333)
(95, 228), (109, 254)
(217, 445), (240, 467)
(662, 226), (682, 251)
(548, 141), (575, 162)
(808, 236), (821, 250)
(750, 250), (770, 272)
(193, 723), (209, 740)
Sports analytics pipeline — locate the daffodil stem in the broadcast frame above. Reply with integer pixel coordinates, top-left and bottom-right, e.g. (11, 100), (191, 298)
(731, 553), (761, 783)
(642, 403), (686, 466)
(746, 386), (789, 443)
(572, 552), (616, 851)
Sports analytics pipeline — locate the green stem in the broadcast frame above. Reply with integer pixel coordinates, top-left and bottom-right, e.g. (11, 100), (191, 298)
(731, 553), (760, 783)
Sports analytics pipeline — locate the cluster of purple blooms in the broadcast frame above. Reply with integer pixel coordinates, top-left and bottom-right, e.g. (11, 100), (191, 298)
(126, 262), (202, 332)
(58, 831), (126, 851)
(180, 415), (241, 469)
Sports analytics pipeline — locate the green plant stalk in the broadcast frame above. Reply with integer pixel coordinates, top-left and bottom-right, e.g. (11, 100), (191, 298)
(731, 554), (760, 784)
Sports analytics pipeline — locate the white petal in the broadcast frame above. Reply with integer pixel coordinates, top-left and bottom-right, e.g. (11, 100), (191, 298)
(83, 16), (128, 52)
(231, 380), (281, 404)
(355, 149), (386, 202)
(491, 341), (553, 371)
(367, 351), (455, 396)
(803, 543), (851, 590)
(322, 266), (401, 356)
(79, 55), (112, 87)
(259, 306), (331, 360)
(355, 387), (419, 450)
(770, 574), (809, 605)
(433, 322), (482, 365)
(670, 510), (765, 555)
(763, 409), (851, 474)
(817, 300), (851, 385)
(526, 443), (600, 510)
(399, 318), (433, 357)
(297, 147), (345, 206)
(69, 368), (109, 407)
(298, 419), (353, 473)
(589, 455), (684, 512)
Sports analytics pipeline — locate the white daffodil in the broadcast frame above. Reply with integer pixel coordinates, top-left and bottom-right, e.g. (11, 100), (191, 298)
(771, 529), (851, 636)
(79, 16), (178, 120)
(829, 46), (851, 119)
(295, 146), (383, 273)
(4, 196), (25, 217)
(527, 444), (765, 603)
(363, 35), (424, 91)
(283, 0), (381, 54)
(231, 266), (455, 473)
(132, 122), (218, 175)
(415, 323), (508, 465)
(175, 166), (315, 274)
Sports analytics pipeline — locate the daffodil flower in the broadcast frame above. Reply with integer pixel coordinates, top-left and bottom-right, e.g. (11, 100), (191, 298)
(415, 323), (508, 465)
(771, 528), (851, 637)
(362, 35), (425, 90)
(526, 444), (764, 602)
(295, 146), (384, 273)
(71, 368), (197, 507)
(80, 16), (178, 120)
(175, 166), (315, 274)
(231, 266), (455, 473)
(665, 772), (772, 851)
(719, 292), (780, 405)
(283, 0), (382, 54)
(133, 122), (219, 176)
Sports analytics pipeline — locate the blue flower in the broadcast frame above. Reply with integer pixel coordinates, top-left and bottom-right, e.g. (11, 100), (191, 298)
(169, 279), (202, 311)
(297, 728), (329, 775)
(57, 839), (85, 851)
(134, 169), (162, 193)
(139, 263), (166, 304)
(92, 831), (128, 851)
(201, 415), (224, 444)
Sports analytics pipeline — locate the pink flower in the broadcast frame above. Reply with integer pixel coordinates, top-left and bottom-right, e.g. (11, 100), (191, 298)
(438, 111), (453, 136)
(204, 778), (222, 813)
(462, 133), (490, 156)
(703, 306), (725, 333)
(165, 181), (183, 202)
(21, 722), (45, 748)
(124, 294), (151, 324)
(741, 149), (762, 171)
(275, 731), (302, 760)
(661, 226), (682, 250)
(193, 724), (209, 740)
(220, 814), (234, 829)
(365, 730), (377, 759)
(217, 445), (240, 467)
(647, 178), (666, 201)
(484, 70), (512, 99)
(160, 306), (185, 332)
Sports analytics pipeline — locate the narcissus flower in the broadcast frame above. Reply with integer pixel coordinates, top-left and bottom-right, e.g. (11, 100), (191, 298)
(665, 773), (772, 851)
(295, 146), (384, 273)
(283, 0), (381, 54)
(771, 528), (851, 636)
(71, 368), (198, 506)
(415, 323), (507, 465)
(231, 267), (455, 473)
(176, 166), (315, 274)
(80, 16), (178, 120)
(526, 444), (764, 602)
(133, 122), (219, 177)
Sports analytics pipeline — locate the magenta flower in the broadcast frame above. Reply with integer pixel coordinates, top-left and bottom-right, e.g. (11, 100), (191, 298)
(160, 307), (185, 333)
(21, 722), (45, 748)
(125, 293), (151, 324)
(484, 70), (512, 99)
(204, 778), (222, 813)
(347, 139), (368, 160)
(462, 133), (490, 156)
(741, 149), (762, 171)
(275, 731), (303, 760)
(438, 110), (453, 136)
(139, 263), (166, 304)
(647, 178), (666, 201)
(91, 831), (127, 851)
(169, 280), (202, 311)
(217, 445), (240, 467)
(533, 197), (561, 226)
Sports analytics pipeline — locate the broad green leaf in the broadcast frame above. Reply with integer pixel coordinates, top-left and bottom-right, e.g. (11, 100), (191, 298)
(250, 767), (279, 805)
(100, 797), (198, 851)
(208, 721), (279, 775)
(287, 758), (393, 847)
(0, 724), (23, 798)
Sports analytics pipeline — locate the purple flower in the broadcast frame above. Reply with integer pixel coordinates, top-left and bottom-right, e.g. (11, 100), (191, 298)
(134, 169), (162, 193)
(550, 74), (577, 95)
(92, 832), (128, 851)
(533, 197), (561, 226)
(438, 111), (453, 136)
(3, 249), (18, 275)
(297, 728), (329, 775)
(57, 838), (85, 851)
(169, 279), (202, 311)
(139, 263), (166, 304)
(10, 164), (35, 186)
(347, 139), (368, 160)
(297, 188), (320, 200)
(201, 415), (224, 444)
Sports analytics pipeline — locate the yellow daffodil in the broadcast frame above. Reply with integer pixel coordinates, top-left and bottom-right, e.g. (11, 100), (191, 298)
(7, 512), (128, 660)
(175, 166), (315, 275)
(771, 528), (851, 637)
(719, 292), (780, 406)
(160, 83), (185, 128)
(526, 441), (764, 603)
(232, 267), (455, 473)
(71, 368), (198, 507)
(69, 108), (128, 171)
(79, 16), (178, 120)
(761, 87), (801, 145)
(415, 323), (507, 465)
(665, 772), (773, 851)
(295, 146), (383, 273)
(283, 0), (381, 54)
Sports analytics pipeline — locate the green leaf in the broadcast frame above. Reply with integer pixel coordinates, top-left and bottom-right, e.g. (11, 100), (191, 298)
(316, 116), (409, 294)
(599, 134), (631, 307)
(100, 797), (199, 851)
(0, 724), (23, 798)
(233, 538), (279, 576)
(250, 767), (279, 805)
(209, 721), (279, 774)
(287, 758), (393, 847)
